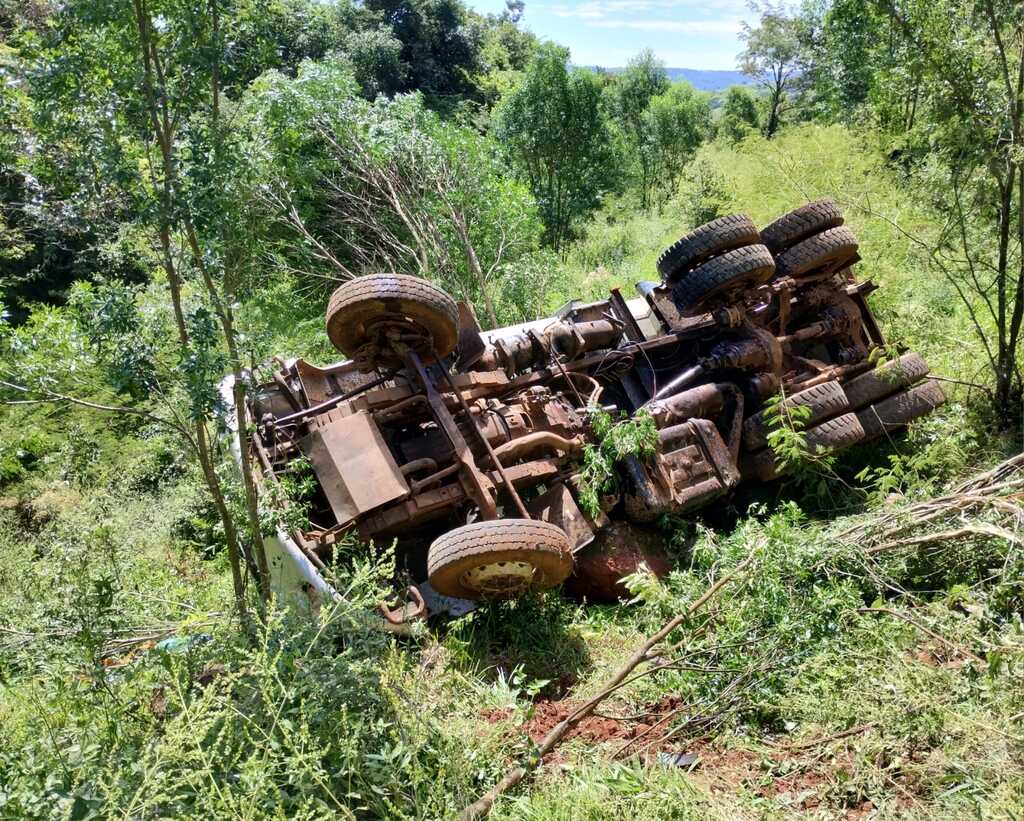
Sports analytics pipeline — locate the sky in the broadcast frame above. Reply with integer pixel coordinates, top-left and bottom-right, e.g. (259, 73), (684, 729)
(464, 0), (757, 71)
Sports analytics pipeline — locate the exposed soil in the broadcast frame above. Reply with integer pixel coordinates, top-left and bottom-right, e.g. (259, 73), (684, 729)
(482, 697), (927, 815)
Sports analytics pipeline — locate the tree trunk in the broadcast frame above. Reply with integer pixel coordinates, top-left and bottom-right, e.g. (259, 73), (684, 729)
(132, 0), (259, 625)
(452, 210), (498, 328)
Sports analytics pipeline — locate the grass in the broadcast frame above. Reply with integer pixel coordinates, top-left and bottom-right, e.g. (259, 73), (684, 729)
(3, 124), (1023, 819)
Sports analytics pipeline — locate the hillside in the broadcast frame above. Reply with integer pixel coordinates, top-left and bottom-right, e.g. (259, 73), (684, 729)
(589, 65), (753, 91)
(3, 1), (1024, 818)
(664, 67), (753, 90)
(4, 124), (1023, 818)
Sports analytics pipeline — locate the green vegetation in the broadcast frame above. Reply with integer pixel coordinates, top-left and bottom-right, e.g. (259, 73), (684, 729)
(577, 408), (659, 517)
(2, 0), (1024, 817)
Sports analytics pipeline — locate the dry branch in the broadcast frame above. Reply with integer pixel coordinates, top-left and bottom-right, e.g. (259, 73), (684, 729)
(778, 722), (876, 751)
(865, 522), (1022, 555)
(457, 551), (757, 821)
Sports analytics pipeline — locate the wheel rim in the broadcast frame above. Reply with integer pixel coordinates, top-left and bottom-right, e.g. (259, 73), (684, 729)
(461, 560), (538, 596)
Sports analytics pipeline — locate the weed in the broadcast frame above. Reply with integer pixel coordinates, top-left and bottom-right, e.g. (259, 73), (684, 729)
(577, 407), (658, 516)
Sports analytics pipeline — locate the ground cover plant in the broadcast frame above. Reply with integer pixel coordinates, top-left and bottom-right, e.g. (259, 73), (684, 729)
(3, 0), (1024, 817)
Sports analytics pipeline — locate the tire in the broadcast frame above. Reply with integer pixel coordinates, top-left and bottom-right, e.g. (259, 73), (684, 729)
(760, 199), (844, 255)
(843, 352), (930, 411)
(805, 412), (866, 451)
(742, 381), (850, 451)
(672, 244), (776, 311)
(857, 380), (945, 441)
(657, 214), (761, 282)
(427, 519), (574, 600)
(326, 274), (459, 369)
(743, 412), (865, 481)
(775, 226), (860, 279)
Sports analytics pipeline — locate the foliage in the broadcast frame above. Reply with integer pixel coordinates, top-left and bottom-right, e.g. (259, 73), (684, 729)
(603, 49), (670, 208)
(680, 157), (730, 228)
(761, 390), (815, 470)
(342, 26), (406, 99)
(577, 407), (658, 516)
(259, 456), (317, 535)
(251, 59), (549, 327)
(716, 85), (760, 143)
(642, 83), (711, 203)
(740, 3), (806, 138)
(798, 0), (891, 121)
(470, 10), (539, 113)
(363, 0), (482, 110)
(760, 390), (845, 503)
(494, 44), (624, 250)
(4, 1), (1024, 817)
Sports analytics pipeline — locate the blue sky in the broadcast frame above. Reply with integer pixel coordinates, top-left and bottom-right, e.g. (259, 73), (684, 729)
(465, 0), (756, 70)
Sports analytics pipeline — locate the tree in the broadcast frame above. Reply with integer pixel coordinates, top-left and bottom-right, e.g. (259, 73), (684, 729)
(252, 60), (546, 327)
(1, 3), (150, 323)
(860, 0), (1024, 429)
(718, 85), (761, 142)
(471, 9), (539, 111)
(8, 0), (282, 626)
(343, 27), (406, 99)
(605, 49), (669, 207)
(739, 4), (805, 138)
(217, 0), (352, 92)
(643, 82), (711, 200)
(797, 0), (890, 122)
(493, 43), (622, 249)
(364, 0), (482, 108)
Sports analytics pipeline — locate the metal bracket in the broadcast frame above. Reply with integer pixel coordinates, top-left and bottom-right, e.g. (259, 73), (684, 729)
(378, 585), (427, 626)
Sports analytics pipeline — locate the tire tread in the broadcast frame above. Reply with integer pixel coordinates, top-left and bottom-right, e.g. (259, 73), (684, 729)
(657, 214), (760, 282)
(672, 244), (775, 310)
(760, 199), (844, 254)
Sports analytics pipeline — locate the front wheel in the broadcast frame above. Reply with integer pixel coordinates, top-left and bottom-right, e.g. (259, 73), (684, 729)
(427, 519), (574, 600)
(326, 273), (459, 371)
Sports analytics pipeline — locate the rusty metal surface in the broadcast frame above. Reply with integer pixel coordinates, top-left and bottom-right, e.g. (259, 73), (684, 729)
(300, 410), (410, 527)
(528, 482), (595, 553)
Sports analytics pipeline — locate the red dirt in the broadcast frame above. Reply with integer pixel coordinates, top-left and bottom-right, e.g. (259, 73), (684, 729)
(481, 697), (926, 814)
(517, 695), (688, 747)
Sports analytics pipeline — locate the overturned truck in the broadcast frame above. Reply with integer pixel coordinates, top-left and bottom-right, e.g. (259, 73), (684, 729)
(249, 200), (945, 621)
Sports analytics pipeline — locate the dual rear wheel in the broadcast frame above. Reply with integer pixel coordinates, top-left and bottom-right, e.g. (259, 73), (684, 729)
(657, 199), (861, 311)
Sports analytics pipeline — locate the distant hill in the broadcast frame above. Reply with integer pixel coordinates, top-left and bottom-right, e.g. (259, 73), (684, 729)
(588, 66), (754, 92)
(664, 68), (753, 91)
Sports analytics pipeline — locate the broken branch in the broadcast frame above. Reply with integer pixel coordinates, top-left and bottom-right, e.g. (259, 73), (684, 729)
(457, 550), (756, 821)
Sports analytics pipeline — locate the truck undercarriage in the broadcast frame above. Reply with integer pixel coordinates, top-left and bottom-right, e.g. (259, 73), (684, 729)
(248, 201), (945, 622)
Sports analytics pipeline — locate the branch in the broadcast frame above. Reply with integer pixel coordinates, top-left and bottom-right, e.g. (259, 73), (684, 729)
(0, 379), (190, 439)
(457, 550), (757, 820)
(865, 522), (1021, 555)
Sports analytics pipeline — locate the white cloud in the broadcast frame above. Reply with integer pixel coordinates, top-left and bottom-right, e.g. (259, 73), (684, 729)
(546, 0), (748, 21)
(588, 17), (744, 33)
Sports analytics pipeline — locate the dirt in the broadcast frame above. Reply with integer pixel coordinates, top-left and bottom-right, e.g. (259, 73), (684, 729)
(482, 697), (925, 814)
(910, 642), (972, 670)
(510, 694), (689, 747)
